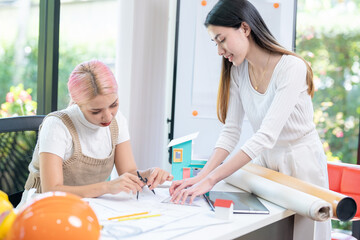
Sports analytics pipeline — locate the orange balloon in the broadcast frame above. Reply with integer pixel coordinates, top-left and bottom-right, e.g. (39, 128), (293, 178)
(6, 192), (100, 240)
(192, 110), (198, 116)
(273, 3), (280, 8)
(201, 0), (207, 7)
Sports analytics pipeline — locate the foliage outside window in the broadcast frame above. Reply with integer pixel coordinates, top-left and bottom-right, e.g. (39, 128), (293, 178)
(0, 36), (38, 117)
(0, 84), (37, 117)
(297, 0), (360, 165)
(0, 0), (116, 116)
(0, 1), (39, 117)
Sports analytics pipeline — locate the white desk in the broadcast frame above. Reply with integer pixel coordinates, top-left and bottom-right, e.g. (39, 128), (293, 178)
(91, 181), (295, 240)
(173, 181), (295, 240)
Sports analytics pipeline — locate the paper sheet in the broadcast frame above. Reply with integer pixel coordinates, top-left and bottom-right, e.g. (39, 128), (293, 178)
(125, 211), (230, 240)
(84, 187), (221, 239)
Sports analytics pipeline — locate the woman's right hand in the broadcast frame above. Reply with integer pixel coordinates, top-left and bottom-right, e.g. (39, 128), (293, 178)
(107, 172), (145, 195)
(169, 174), (204, 199)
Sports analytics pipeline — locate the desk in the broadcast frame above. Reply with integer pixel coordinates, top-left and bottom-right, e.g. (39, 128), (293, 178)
(173, 181), (295, 240)
(90, 180), (295, 240)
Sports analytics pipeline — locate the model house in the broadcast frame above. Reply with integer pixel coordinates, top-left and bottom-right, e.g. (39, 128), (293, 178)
(214, 199), (234, 220)
(167, 132), (207, 180)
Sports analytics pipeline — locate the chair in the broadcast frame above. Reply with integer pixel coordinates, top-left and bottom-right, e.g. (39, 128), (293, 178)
(328, 161), (360, 240)
(0, 115), (45, 206)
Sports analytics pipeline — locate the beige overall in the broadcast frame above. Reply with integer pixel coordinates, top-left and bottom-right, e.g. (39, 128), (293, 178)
(24, 111), (118, 193)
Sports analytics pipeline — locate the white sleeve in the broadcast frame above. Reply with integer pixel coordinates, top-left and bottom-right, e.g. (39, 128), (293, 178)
(115, 111), (130, 144)
(215, 66), (245, 153)
(38, 116), (72, 160)
(241, 57), (308, 159)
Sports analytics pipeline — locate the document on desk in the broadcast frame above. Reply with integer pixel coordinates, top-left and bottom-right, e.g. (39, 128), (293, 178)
(84, 187), (227, 239)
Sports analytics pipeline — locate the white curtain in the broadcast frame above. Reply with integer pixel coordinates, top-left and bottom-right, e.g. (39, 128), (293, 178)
(116, 0), (174, 171)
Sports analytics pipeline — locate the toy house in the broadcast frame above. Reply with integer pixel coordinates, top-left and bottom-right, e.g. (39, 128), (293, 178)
(168, 132), (207, 181)
(214, 199), (234, 220)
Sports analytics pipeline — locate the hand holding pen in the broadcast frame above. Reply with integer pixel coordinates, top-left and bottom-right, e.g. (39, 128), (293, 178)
(107, 172), (145, 195)
(136, 170), (155, 199)
(136, 168), (174, 199)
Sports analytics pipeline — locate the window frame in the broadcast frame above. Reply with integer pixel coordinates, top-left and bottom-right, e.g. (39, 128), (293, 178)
(37, 0), (60, 115)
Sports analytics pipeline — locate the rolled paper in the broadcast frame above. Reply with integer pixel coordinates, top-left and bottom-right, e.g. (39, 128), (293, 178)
(242, 163), (357, 221)
(225, 169), (333, 221)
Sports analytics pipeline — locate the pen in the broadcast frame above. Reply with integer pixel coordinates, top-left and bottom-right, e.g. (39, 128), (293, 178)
(108, 211), (149, 220)
(136, 170), (156, 199)
(117, 214), (161, 222)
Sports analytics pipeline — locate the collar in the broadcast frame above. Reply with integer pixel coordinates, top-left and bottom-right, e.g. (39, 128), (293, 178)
(69, 104), (102, 130)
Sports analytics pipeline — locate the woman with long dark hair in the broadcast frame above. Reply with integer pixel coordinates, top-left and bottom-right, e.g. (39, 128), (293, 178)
(170, 0), (330, 238)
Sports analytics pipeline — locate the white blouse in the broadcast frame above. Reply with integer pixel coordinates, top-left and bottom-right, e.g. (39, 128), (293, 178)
(38, 104), (130, 161)
(215, 55), (316, 159)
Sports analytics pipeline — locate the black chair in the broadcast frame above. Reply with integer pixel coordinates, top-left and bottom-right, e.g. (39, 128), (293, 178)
(0, 115), (45, 206)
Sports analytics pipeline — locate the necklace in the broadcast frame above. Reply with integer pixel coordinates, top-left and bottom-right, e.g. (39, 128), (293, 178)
(250, 52), (271, 91)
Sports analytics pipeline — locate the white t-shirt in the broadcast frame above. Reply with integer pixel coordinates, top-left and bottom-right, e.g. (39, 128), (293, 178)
(215, 55), (316, 159)
(38, 104), (130, 161)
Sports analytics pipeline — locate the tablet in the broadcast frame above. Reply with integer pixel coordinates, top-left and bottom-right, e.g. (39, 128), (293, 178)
(204, 191), (270, 214)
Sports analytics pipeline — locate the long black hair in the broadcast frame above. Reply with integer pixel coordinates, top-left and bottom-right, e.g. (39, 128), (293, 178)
(205, 0), (314, 124)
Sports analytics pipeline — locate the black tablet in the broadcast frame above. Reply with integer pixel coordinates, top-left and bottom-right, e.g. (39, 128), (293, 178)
(204, 191), (270, 214)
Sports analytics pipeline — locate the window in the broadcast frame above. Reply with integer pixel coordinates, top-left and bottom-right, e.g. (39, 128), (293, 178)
(0, 0), (39, 117)
(296, 0), (360, 165)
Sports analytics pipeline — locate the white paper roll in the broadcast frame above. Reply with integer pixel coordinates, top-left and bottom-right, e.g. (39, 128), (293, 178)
(225, 169), (332, 221)
(242, 163), (357, 221)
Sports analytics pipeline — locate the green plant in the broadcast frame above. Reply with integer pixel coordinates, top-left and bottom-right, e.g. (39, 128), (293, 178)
(0, 39), (38, 107)
(297, 28), (360, 164)
(0, 84), (37, 117)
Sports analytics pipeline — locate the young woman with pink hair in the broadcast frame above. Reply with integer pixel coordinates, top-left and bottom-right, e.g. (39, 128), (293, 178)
(22, 60), (173, 201)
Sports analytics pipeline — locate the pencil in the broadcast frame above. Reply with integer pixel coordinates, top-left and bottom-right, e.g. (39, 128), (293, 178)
(117, 214), (161, 222)
(108, 211), (149, 220)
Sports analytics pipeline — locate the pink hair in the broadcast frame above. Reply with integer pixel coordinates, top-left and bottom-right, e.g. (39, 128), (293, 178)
(67, 60), (118, 105)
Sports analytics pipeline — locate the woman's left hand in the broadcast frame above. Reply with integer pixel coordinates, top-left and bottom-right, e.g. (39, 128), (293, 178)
(171, 176), (215, 205)
(145, 167), (174, 190)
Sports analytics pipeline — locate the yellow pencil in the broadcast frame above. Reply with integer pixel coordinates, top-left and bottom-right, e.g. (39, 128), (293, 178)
(117, 214), (161, 222)
(108, 211), (149, 220)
